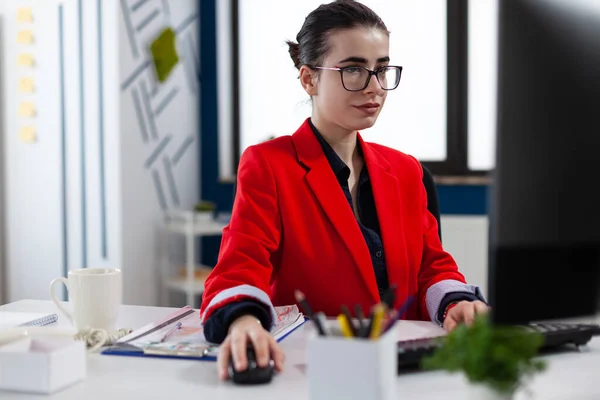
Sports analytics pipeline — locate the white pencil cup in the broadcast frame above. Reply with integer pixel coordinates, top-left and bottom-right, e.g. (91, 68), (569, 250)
(307, 328), (397, 400)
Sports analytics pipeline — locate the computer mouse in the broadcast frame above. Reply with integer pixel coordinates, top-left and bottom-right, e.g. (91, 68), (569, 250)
(228, 345), (275, 384)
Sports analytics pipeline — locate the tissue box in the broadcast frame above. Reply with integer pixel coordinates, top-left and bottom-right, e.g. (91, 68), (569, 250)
(307, 327), (397, 400)
(0, 336), (86, 394)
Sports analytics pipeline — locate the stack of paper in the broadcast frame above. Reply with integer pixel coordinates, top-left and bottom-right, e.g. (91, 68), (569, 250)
(104, 305), (305, 360)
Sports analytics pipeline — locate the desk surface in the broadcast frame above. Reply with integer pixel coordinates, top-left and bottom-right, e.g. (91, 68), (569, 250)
(1, 300), (599, 400)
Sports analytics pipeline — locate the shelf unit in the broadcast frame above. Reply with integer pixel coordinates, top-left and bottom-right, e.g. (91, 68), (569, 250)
(159, 210), (227, 308)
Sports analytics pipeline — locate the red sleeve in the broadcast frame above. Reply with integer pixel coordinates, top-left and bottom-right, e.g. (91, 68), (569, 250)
(200, 145), (281, 326)
(413, 160), (468, 321)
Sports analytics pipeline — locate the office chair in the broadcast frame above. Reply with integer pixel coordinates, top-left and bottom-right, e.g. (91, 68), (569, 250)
(421, 164), (442, 242)
(231, 162), (442, 241)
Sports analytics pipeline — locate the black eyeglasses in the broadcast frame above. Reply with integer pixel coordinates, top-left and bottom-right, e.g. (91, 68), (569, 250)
(309, 65), (403, 91)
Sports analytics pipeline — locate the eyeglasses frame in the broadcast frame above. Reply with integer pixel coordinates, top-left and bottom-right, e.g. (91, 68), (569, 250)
(308, 65), (403, 92)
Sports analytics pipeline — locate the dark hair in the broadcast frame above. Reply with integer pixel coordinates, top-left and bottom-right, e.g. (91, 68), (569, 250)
(286, 0), (389, 70)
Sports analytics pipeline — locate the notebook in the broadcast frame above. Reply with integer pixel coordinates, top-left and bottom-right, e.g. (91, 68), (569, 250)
(0, 312), (59, 329)
(101, 305), (306, 361)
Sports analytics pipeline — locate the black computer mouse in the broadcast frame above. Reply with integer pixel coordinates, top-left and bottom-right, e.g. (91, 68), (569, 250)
(228, 345), (275, 384)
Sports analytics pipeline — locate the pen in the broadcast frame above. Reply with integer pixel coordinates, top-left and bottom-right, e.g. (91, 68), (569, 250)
(160, 321), (182, 343)
(364, 306), (375, 338)
(295, 290), (326, 336)
(315, 312), (328, 336)
(383, 295), (415, 334)
(381, 284), (398, 311)
(354, 304), (366, 337)
(340, 304), (357, 336)
(337, 314), (354, 338)
(368, 303), (386, 340)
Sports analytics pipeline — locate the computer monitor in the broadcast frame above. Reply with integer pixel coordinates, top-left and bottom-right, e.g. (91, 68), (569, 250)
(488, 0), (600, 324)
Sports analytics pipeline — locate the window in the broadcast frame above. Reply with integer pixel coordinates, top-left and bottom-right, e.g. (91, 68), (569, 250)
(468, 0), (498, 171)
(217, 0), (495, 179)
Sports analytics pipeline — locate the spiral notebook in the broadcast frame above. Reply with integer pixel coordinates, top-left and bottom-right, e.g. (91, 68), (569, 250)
(102, 305), (306, 361)
(0, 312), (59, 329)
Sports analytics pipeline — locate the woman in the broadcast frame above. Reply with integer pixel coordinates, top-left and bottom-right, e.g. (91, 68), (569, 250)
(200, 0), (488, 380)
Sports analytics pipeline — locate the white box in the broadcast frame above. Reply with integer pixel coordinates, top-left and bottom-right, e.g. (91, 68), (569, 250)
(0, 336), (86, 394)
(307, 328), (397, 400)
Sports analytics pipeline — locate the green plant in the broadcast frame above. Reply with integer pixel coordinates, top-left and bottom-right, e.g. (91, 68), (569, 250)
(194, 201), (216, 212)
(421, 314), (547, 396)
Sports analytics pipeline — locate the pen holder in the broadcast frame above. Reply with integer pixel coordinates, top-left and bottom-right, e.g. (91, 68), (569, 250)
(307, 328), (397, 400)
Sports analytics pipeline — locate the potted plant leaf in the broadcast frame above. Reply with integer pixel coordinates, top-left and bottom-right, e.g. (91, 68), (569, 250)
(193, 200), (217, 223)
(421, 314), (547, 400)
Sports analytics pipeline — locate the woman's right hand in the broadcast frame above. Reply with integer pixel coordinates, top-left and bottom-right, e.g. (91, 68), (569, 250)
(217, 314), (286, 380)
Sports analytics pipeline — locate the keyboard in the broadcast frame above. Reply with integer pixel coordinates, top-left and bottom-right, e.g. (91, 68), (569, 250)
(397, 322), (600, 372)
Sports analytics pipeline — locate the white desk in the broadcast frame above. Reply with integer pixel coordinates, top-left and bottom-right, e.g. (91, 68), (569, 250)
(1, 300), (599, 400)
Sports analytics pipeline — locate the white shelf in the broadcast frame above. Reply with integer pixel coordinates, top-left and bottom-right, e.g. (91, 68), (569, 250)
(161, 265), (214, 302)
(160, 209), (227, 308)
(165, 277), (208, 294)
(163, 210), (227, 235)
(164, 220), (226, 235)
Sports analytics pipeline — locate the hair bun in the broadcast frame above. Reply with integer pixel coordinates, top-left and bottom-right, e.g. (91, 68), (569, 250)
(286, 40), (301, 70)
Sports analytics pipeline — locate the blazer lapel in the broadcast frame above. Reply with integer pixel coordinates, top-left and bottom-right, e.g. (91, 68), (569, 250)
(292, 120), (379, 302)
(359, 136), (410, 308)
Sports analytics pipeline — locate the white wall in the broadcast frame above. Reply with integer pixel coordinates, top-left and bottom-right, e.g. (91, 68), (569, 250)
(2, 0), (67, 302)
(1, 0), (199, 306)
(0, 6), (6, 305)
(118, 0), (200, 305)
(440, 216), (489, 298)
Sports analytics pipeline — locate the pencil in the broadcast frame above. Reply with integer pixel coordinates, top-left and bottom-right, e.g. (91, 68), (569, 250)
(295, 290), (326, 336)
(381, 284), (398, 311)
(337, 314), (354, 338)
(340, 304), (357, 336)
(160, 321), (182, 343)
(295, 289), (314, 316)
(364, 307), (375, 339)
(368, 303), (386, 340)
(315, 312), (328, 336)
(354, 304), (366, 337)
(383, 295), (415, 334)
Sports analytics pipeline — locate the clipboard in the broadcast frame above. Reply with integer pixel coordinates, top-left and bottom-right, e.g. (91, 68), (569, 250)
(101, 305), (306, 362)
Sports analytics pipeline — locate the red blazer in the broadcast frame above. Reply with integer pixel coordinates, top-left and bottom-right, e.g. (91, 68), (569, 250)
(200, 119), (469, 325)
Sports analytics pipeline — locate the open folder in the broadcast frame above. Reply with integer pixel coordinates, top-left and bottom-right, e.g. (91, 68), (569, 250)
(101, 305), (306, 361)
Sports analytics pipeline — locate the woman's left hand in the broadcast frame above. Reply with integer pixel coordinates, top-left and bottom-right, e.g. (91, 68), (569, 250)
(443, 300), (489, 331)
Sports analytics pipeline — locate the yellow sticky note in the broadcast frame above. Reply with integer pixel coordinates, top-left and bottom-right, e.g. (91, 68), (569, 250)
(19, 126), (37, 143)
(17, 54), (35, 67)
(19, 102), (36, 117)
(16, 30), (34, 44)
(18, 77), (35, 93)
(16, 8), (33, 23)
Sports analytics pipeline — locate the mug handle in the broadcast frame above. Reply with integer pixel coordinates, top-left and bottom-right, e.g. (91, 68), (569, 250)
(49, 277), (73, 324)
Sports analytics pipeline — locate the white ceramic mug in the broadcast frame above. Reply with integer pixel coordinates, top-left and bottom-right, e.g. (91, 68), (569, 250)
(49, 268), (122, 333)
